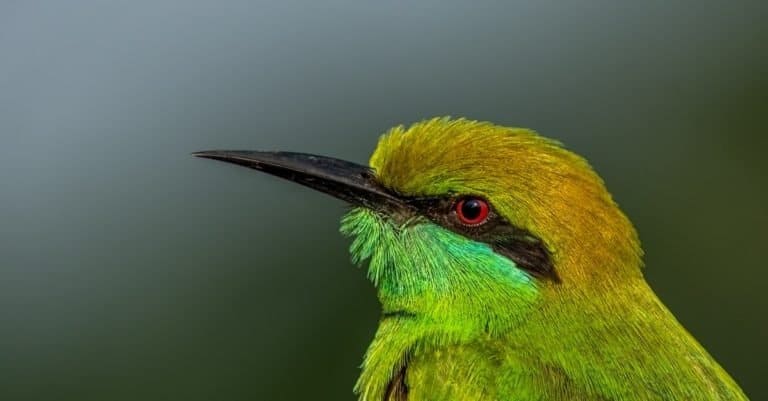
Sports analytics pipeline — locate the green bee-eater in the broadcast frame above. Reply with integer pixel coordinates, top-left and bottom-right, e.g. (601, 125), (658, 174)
(195, 118), (748, 401)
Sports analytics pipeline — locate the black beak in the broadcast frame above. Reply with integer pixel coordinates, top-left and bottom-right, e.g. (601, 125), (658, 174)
(192, 150), (404, 210)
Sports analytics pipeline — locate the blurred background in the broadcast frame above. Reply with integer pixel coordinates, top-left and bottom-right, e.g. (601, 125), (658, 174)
(1, 1), (765, 400)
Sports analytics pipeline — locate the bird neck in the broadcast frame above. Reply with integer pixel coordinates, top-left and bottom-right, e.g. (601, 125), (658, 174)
(512, 277), (746, 400)
(356, 277), (746, 401)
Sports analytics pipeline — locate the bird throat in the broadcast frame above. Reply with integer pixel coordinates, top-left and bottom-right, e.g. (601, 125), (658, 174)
(341, 207), (542, 401)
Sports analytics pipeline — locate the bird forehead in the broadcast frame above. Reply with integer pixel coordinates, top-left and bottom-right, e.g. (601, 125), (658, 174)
(368, 118), (572, 197)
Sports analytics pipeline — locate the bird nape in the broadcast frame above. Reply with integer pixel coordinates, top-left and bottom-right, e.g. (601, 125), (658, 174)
(194, 117), (748, 401)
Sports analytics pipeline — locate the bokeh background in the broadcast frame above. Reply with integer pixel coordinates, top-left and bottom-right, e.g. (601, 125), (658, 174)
(1, 1), (766, 400)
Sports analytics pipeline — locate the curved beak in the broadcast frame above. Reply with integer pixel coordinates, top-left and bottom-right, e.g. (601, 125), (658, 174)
(192, 150), (404, 210)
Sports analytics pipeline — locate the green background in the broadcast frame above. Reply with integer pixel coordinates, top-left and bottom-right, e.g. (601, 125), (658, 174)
(1, 1), (765, 400)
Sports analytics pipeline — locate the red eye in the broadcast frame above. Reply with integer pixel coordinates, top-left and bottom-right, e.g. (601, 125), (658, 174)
(455, 197), (490, 226)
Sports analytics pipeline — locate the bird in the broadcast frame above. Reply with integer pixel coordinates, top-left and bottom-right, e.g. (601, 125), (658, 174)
(194, 117), (748, 401)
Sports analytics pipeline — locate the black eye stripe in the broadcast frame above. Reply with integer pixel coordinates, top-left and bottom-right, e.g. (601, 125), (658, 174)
(404, 196), (560, 282)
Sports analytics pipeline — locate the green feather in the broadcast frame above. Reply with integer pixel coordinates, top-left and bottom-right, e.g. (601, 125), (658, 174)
(339, 118), (748, 401)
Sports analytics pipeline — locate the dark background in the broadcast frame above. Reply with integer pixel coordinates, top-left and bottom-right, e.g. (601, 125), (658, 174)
(1, 1), (765, 400)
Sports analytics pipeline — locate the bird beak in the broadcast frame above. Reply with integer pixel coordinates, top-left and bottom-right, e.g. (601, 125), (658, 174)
(192, 150), (404, 210)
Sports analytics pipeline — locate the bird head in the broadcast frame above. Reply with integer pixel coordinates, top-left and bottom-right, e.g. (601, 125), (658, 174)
(195, 117), (643, 339)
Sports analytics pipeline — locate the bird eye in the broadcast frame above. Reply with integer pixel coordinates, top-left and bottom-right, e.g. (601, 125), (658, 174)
(455, 197), (490, 226)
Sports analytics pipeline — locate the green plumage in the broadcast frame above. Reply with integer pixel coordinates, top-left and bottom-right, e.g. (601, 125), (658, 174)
(343, 118), (748, 400)
(196, 117), (749, 400)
